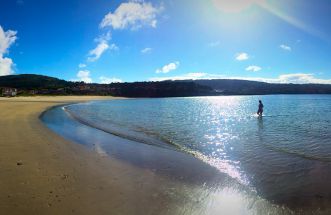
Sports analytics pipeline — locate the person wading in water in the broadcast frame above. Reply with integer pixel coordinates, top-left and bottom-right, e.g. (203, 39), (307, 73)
(257, 100), (264, 116)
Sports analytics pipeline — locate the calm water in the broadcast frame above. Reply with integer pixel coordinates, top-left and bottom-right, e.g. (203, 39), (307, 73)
(45, 95), (331, 211)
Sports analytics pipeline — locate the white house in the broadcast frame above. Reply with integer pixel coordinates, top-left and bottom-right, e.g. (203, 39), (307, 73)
(2, 88), (17, 97)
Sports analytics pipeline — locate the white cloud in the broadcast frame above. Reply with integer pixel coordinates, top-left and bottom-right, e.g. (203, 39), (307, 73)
(99, 76), (123, 84)
(87, 41), (109, 62)
(236, 52), (249, 61)
(208, 41), (221, 47)
(150, 72), (213, 81)
(0, 26), (17, 55)
(77, 70), (92, 83)
(156, 61), (180, 74)
(141, 47), (152, 54)
(87, 41), (118, 62)
(0, 57), (14, 76)
(100, 1), (163, 30)
(0, 26), (17, 76)
(185, 72), (207, 78)
(149, 72), (331, 84)
(86, 30), (114, 62)
(95, 31), (112, 42)
(230, 73), (331, 84)
(276, 73), (331, 84)
(109, 43), (119, 50)
(280, 44), (291, 51)
(78, 63), (86, 68)
(246, 65), (262, 72)
(85, 1), (162, 64)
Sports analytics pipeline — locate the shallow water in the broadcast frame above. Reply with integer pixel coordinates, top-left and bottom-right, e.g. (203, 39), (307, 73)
(42, 95), (331, 213)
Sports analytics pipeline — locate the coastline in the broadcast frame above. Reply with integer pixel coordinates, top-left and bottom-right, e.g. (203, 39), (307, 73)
(0, 96), (227, 214)
(41, 102), (229, 186)
(0, 96), (297, 214)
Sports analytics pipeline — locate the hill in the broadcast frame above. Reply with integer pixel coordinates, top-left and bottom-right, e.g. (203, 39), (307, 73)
(0, 74), (214, 97)
(0, 74), (72, 89)
(194, 79), (331, 95)
(1, 74), (331, 97)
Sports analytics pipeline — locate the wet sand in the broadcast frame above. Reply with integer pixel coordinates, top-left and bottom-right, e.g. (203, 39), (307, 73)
(0, 96), (231, 215)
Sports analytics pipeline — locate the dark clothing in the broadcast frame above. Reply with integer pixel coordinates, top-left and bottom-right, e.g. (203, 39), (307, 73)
(257, 103), (264, 115)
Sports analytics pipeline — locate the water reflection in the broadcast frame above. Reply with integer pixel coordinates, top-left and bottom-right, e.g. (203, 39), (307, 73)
(42, 95), (331, 213)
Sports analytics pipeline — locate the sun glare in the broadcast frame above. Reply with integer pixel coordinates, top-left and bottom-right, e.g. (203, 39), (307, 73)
(212, 0), (265, 13)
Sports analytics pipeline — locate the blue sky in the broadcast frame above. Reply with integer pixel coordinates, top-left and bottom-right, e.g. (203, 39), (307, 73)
(0, 0), (331, 84)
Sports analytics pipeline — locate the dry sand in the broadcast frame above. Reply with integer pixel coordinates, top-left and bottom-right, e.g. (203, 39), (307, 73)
(0, 96), (226, 215)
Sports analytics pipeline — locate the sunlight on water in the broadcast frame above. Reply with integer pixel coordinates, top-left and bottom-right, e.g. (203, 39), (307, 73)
(189, 187), (291, 215)
(64, 95), (331, 210)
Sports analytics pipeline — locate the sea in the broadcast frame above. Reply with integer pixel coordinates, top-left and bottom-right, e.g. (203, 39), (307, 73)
(41, 94), (331, 213)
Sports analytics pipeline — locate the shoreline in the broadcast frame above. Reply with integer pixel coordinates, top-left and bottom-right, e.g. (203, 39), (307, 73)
(0, 96), (187, 214)
(0, 96), (230, 214)
(0, 96), (299, 214)
(41, 102), (229, 186)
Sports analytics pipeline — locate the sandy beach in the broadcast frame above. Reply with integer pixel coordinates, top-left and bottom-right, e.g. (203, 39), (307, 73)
(1, 96), (322, 215)
(0, 96), (235, 215)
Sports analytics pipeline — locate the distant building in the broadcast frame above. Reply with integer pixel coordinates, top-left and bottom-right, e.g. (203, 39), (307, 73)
(29, 90), (38, 95)
(2, 88), (17, 97)
(79, 85), (91, 90)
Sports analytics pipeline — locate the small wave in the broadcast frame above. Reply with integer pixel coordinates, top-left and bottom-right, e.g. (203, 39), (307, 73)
(62, 105), (180, 151)
(261, 142), (331, 162)
(250, 114), (292, 118)
(61, 105), (250, 185)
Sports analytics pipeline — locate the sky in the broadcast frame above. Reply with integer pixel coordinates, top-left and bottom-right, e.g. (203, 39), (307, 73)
(0, 0), (331, 84)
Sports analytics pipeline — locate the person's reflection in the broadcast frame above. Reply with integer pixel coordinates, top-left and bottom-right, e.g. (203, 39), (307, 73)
(257, 116), (264, 142)
(257, 116), (263, 129)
